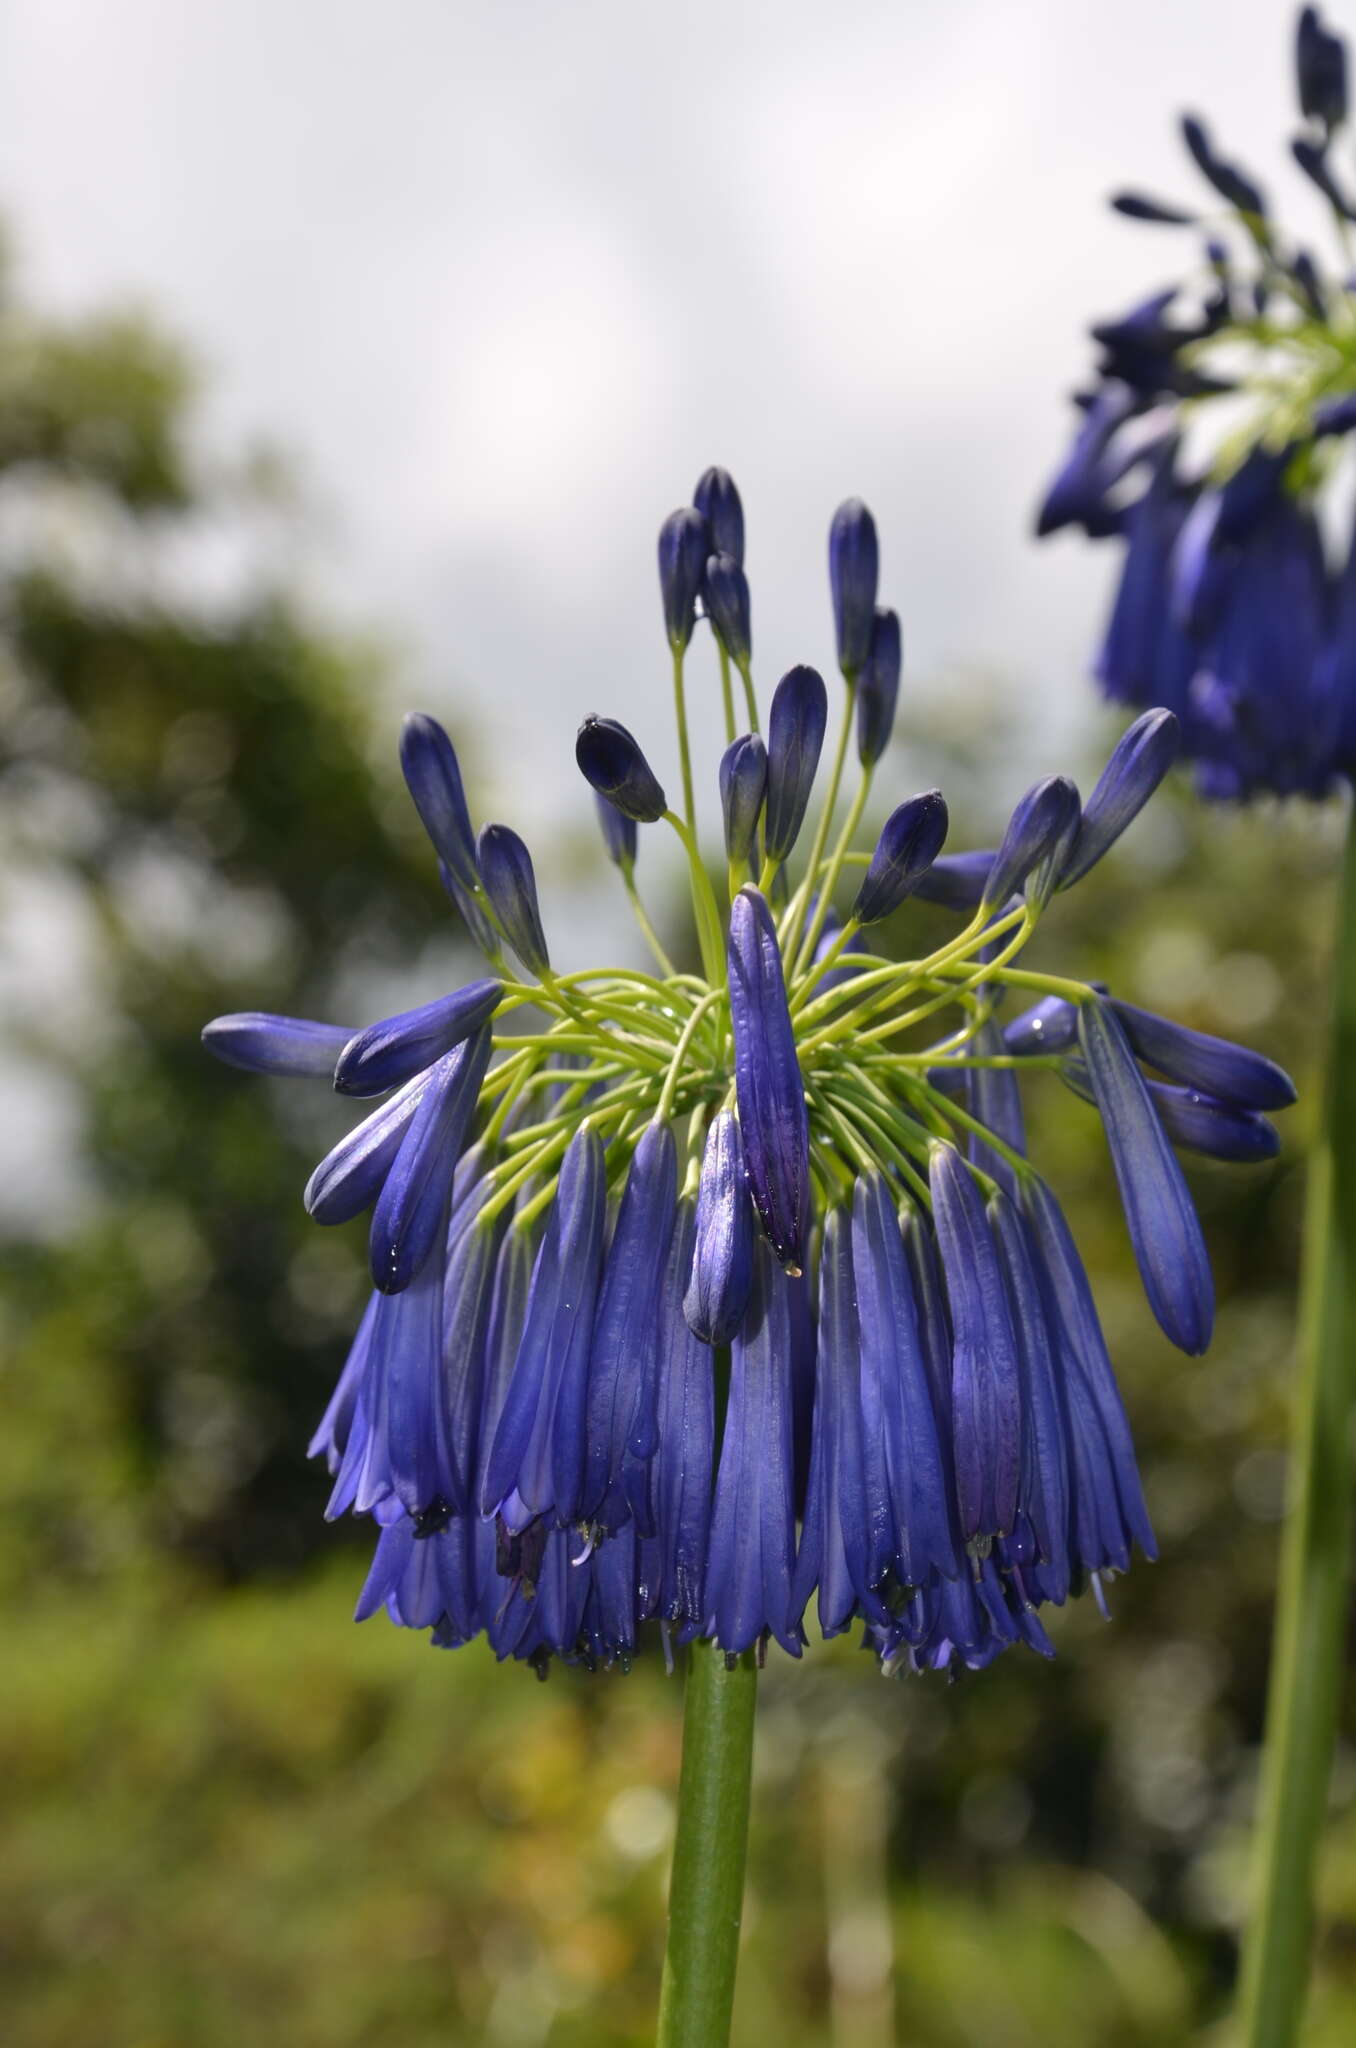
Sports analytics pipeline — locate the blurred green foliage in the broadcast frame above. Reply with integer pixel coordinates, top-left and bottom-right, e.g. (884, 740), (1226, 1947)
(1, 241), (1354, 2045)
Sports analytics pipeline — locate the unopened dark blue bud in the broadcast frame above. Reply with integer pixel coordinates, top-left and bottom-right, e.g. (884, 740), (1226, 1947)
(1298, 7), (1348, 130)
(1060, 1059), (1281, 1164)
(594, 793), (637, 872)
(857, 607), (901, 767)
(684, 1110), (754, 1345)
(1181, 113), (1267, 216)
(982, 776), (1081, 912)
(719, 732), (767, 866)
(911, 849), (996, 911)
(693, 466), (745, 565)
(764, 665), (828, 862)
(658, 507), (710, 651)
(1060, 707), (1179, 889)
(203, 1012), (354, 1079)
(477, 823), (550, 976)
(728, 887), (811, 1274)
(400, 712), (480, 893)
(704, 552), (752, 665)
(335, 979), (504, 1097)
(575, 716), (668, 822)
(1110, 999), (1296, 1110)
(1003, 994), (1079, 1058)
(1110, 191), (1199, 225)
(1291, 135), (1356, 217)
(829, 498), (880, 677)
(304, 1070), (432, 1224)
(852, 790), (949, 925)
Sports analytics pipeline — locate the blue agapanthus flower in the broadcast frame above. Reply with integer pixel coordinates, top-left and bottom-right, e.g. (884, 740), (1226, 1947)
(205, 469), (1294, 1680)
(1038, 6), (1356, 800)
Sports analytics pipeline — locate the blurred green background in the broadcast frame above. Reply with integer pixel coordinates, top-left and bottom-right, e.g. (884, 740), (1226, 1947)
(1, 240), (1354, 2048)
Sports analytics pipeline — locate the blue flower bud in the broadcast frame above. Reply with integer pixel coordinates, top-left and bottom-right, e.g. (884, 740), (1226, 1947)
(763, 665), (828, 862)
(1110, 998), (1295, 1109)
(693, 466), (745, 564)
(593, 792), (637, 872)
(684, 1110), (755, 1344)
(334, 979), (503, 1097)
(477, 823), (550, 976)
(651, 1199), (715, 1633)
(1059, 708), (1179, 889)
(658, 506), (710, 651)
(929, 1141), (1022, 1548)
(1110, 191), (1199, 225)
(575, 715), (668, 822)
(400, 712), (479, 893)
(718, 732), (767, 867)
(728, 887), (811, 1274)
(1181, 112), (1267, 216)
(1077, 996), (1214, 1353)
(828, 497), (879, 676)
(1060, 1059), (1280, 1163)
(584, 1121), (679, 1532)
(852, 790), (949, 925)
(704, 551), (752, 666)
(203, 1012), (354, 1079)
(305, 1069), (433, 1224)
(1002, 994), (1079, 1057)
(438, 860), (501, 959)
(911, 848), (996, 911)
(1291, 134), (1356, 216)
(369, 1027), (492, 1293)
(1298, 7), (1347, 130)
(856, 607), (901, 766)
(982, 776), (1081, 912)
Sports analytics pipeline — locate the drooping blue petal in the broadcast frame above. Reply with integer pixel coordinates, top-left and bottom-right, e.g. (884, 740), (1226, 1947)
(852, 791), (949, 925)
(477, 823), (550, 976)
(583, 1121), (678, 1532)
(658, 506), (711, 650)
(856, 607), (901, 766)
(718, 733), (767, 868)
(203, 1012), (354, 1079)
(651, 1200), (715, 1634)
(400, 712), (479, 892)
(325, 1214), (450, 1519)
(575, 716), (668, 822)
(1060, 1056), (1281, 1163)
(683, 1110), (754, 1345)
(705, 1238), (803, 1658)
(899, 1196), (954, 1435)
(1110, 998), (1296, 1109)
(728, 886), (811, 1273)
(334, 980), (503, 1097)
(1059, 708), (1180, 889)
(928, 1141), (1022, 1549)
(763, 666), (828, 862)
(989, 1191), (1071, 1601)
(309, 1292), (378, 1474)
(704, 552), (752, 667)
(965, 1018), (1028, 1198)
(368, 1026), (492, 1293)
(851, 1173), (959, 1587)
(828, 498), (879, 676)
(304, 1070), (433, 1224)
(1078, 996), (1214, 1352)
(693, 466), (745, 565)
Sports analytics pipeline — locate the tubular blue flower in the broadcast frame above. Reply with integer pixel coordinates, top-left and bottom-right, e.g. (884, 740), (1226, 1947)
(575, 715), (668, 822)
(718, 732), (767, 868)
(1291, 133), (1356, 215)
(1003, 994), (1080, 1058)
(989, 1192), (1070, 1600)
(369, 1027), (493, 1293)
(728, 887), (811, 1274)
(828, 498), (880, 677)
(684, 1110), (754, 1345)
(966, 1019), (1028, 1198)
(856, 607), (902, 766)
(1298, 7), (1347, 129)
(477, 823), (551, 976)
(334, 980), (503, 1097)
(911, 848), (996, 911)
(1181, 112), (1268, 215)
(851, 790), (949, 925)
(658, 506), (710, 650)
(651, 1201), (715, 1635)
(593, 792), (637, 872)
(203, 1012), (355, 1078)
(704, 552), (752, 666)
(400, 712), (480, 893)
(1111, 997), (1296, 1108)
(1059, 708), (1180, 888)
(693, 466), (745, 565)
(982, 776), (1082, 913)
(1061, 1059), (1282, 1163)
(304, 1070), (433, 1224)
(929, 1141), (1022, 1550)
(705, 1239), (803, 1658)
(763, 665), (828, 862)
(1077, 996), (1214, 1353)
(1110, 192), (1199, 225)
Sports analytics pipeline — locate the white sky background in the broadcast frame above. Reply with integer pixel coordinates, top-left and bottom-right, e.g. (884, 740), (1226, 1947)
(0, 0), (1324, 1221)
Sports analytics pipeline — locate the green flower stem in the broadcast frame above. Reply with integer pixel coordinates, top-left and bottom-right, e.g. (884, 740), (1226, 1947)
(735, 655), (759, 733)
(657, 1641), (758, 2048)
(622, 869), (680, 979)
(717, 641), (737, 746)
(1237, 807), (1356, 2048)
(793, 765), (873, 976)
(664, 811), (728, 987)
(672, 645), (697, 835)
(656, 990), (724, 1123)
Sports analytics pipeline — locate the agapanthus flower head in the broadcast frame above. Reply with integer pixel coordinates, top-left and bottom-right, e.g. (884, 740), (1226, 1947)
(1039, 5), (1356, 799)
(206, 472), (1293, 1680)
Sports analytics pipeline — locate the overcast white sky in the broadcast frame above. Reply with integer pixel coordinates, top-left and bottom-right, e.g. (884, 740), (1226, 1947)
(0, 0), (1321, 824)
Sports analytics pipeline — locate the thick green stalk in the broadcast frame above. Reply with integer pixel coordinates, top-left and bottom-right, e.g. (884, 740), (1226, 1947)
(1237, 806), (1356, 2048)
(657, 1641), (758, 2048)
